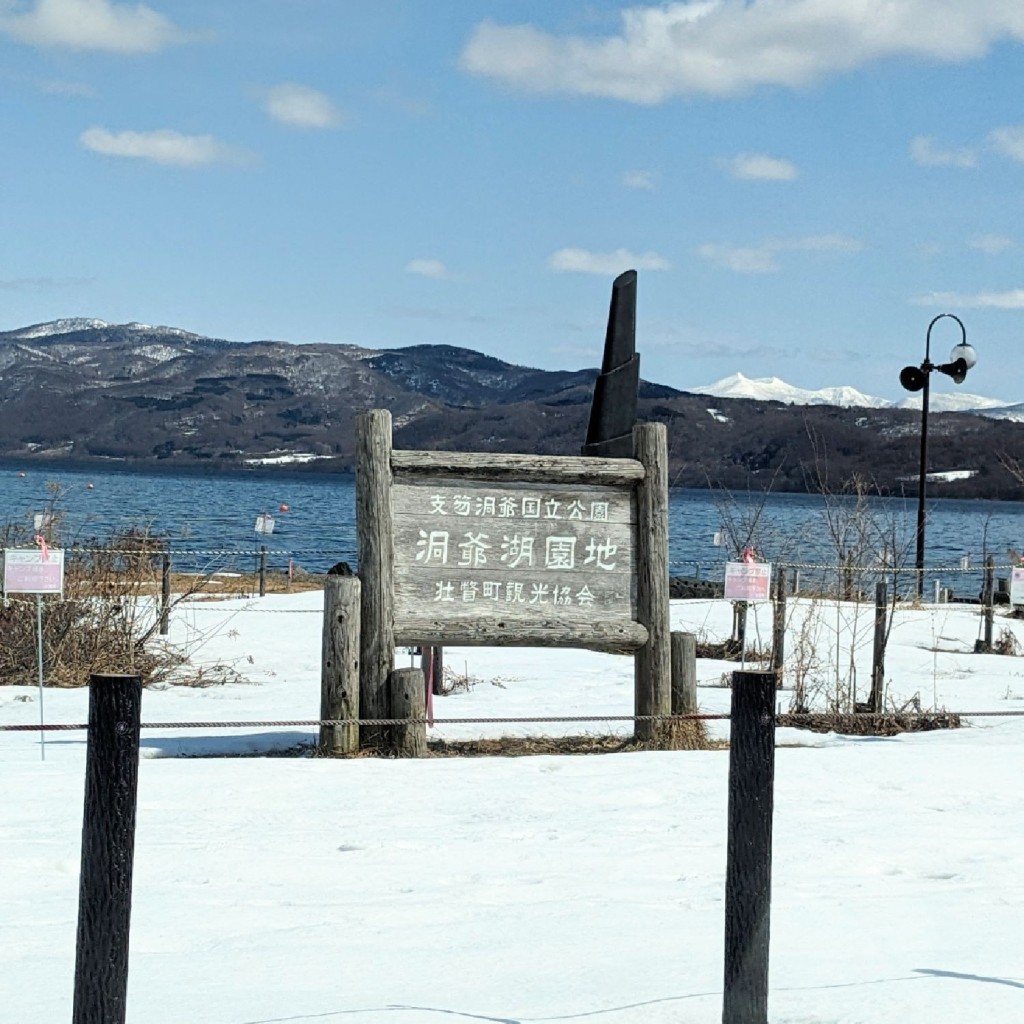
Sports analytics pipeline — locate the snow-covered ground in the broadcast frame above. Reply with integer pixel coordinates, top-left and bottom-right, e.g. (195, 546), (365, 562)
(4, 593), (1024, 1023)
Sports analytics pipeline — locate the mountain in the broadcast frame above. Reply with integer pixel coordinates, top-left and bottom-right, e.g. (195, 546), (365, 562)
(690, 372), (891, 409)
(4, 319), (1024, 499)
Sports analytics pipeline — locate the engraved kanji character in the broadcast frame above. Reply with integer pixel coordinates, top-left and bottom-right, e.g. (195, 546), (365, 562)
(529, 583), (550, 604)
(497, 496), (517, 517)
(429, 494), (447, 515)
(566, 499), (586, 520)
(453, 494), (472, 515)
(544, 498), (561, 519)
(584, 537), (618, 571)
(554, 585), (573, 606)
(500, 534), (534, 569)
(415, 529), (449, 564)
(575, 585), (595, 606)
(590, 501), (610, 523)
(505, 581), (526, 604)
(458, 531), (491, 567)
(434, 581), (455, 602)
(522, 496), (541, 518)
(461, 581), (479, 602)
(474, 495), (496, 516)
(544, 536), (577, 570)
(482, 581), (503, 600)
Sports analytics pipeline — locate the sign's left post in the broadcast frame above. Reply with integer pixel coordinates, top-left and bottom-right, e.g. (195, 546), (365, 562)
(2, 548), (65, 760)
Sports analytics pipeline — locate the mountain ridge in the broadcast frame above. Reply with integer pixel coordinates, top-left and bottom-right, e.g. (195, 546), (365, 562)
(4, 319), (1024, 498)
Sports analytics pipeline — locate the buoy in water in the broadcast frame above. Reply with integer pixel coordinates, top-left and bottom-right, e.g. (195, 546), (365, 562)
(18, 472), (26, 478)
(87, 483), (94, 490)
(279, 503), (290, 513)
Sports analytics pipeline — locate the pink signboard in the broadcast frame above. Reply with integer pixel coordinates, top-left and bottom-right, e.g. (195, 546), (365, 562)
(3, 549), (65, 595)
(723, 561), (772, 602)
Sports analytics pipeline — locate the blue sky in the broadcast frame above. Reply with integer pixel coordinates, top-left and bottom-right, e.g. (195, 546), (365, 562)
(1, 1), (1022, 401)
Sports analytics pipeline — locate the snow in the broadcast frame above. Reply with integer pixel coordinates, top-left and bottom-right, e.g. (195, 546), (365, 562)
(9, 317), (109, 339)
(4, 593), (1024, 1022)
(242, 452), (334, 465)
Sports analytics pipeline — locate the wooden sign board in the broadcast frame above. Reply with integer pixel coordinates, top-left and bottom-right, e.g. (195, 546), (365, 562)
(724, 561), (772, 602)
(392, 479), (636, 633)
(3, 548), (65, 596)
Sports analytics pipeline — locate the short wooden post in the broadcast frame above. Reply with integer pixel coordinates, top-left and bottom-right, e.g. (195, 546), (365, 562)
(356, 410), (396, 749)
(389, 667), (427, 757)
(771, 567), (786, 683)
(73, 674), (142, 1024)
(633, 422), (671, 745)
(258, 545), (268, 597)
(320, 576), (361, 755)
(669, 631), (705, 749)
(420, 645), (445, 696)
(723, 670), (776, 1024)
(869, 580), (887, 712)
(159, 551), (171, 636)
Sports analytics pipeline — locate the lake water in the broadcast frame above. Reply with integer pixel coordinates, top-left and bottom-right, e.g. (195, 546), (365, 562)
(2, 459), (1021, 597)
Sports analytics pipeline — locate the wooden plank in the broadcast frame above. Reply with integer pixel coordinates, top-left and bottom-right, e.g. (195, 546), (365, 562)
(392, 449), (645, 485)
(319, 576), (361, 756)
(395, 617), (648, 654)
(392, 478), (635, 525)
(633, 422), (671, 744)
(356, 409), (395, 750)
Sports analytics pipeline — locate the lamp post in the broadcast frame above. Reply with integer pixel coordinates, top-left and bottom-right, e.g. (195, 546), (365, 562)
(899, 314), (977, 600)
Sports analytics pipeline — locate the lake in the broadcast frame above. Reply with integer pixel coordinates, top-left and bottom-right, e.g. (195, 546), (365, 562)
(2, 459), (1021, 597)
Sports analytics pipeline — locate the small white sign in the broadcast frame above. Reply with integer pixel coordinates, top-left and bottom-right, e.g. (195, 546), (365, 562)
(33, 512), (55, 532)
(3, 548), (65, 596)
(724, 561), (772, 602)
(1010, 567), (1024, 606)
(712, 531), (724, 547)
(254, 513), (275, 535)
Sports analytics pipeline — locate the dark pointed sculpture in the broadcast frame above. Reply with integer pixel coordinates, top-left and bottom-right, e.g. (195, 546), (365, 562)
(582, 269), (639, 458)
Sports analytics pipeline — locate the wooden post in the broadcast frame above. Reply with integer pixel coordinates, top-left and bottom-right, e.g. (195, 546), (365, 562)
(633, 422), (671, 745)
(159, 551), (171, 636)
(389, 667), (427, 757)
(669, 630), (705, 749)
(320, 576), (361, 755)
(771, 567), (786, 683)
(356, 409), (396, 749)
(420, 645), (445, 695)
(73, 674), (142, 1024)
(977, 555), (995, 653)
(869, 580), (887, 712)
(258, 544), (268, 598)
(723, 670), (776, 1024)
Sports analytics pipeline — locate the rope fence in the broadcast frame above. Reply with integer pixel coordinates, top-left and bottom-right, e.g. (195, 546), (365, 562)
(5, 709), (1024, 733)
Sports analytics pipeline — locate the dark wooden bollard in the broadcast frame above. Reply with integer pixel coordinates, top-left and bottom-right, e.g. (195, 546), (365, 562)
(73, 673), (143, 1024)
(320, 576), (361, 755)
(389, 667), (427, 757)
(258, 544), (268, 598)
(723, 670), (776, 1024)
(159, 552), (171, 636)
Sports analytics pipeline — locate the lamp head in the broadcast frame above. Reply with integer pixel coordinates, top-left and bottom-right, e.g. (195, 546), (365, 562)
(900, 365), (926, 392)
(949, 342), (977, 369)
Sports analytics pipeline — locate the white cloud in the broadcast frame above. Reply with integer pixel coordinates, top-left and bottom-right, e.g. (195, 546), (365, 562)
(547, 248), (670, 275)
(910, 135), (977, 168)
(913, 289), (1024, 309)
(989, 124), (1024, 163)
(405, 259), (450, 280)
(80, 127), (248, 167)
(0, 0), (201, 53)
(460, 2), (1024, 103)
(622, 169), (657, 190)
(264, 83), (345, 130)
(724, 153), (798, 181)
(38, 78), (94, 97)
(969, 234), (1014, 255)
(698, 234), (862, 273)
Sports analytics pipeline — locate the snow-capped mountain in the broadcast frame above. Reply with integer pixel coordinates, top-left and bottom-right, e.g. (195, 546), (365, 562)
(6, 318), (110, 339)
(690, 373), (890, 408)
(691, 371), (1013, 417)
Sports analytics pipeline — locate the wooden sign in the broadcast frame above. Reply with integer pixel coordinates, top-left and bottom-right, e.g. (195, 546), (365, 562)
(724, 561), (772, 602)
(392, 479), (636, 631)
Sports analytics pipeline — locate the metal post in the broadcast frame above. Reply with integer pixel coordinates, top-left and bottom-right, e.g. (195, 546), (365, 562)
(915, 366), (929, 601)
(73, 674), (143, 1024)
(36, 593), (45, 761)
(723, 670), (776, 1024)
(258, 544), (268, 598)
(159, 551), (171, 636)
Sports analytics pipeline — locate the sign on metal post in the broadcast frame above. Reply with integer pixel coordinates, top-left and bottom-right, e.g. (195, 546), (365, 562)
(3, 547), (65, 760)
(724, 561), (772, 602)
(254, 513), (275, 535)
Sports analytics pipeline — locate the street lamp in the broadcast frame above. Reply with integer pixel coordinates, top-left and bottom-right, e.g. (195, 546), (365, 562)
(899, 313), (977, 600)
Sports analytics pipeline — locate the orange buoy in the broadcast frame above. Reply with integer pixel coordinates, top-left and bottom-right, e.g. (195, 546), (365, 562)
(279, 503), (290, 513)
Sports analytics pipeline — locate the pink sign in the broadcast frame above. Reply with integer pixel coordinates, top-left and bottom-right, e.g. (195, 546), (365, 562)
(3, 549), (65, 595)
(723, 561), (772, 602)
